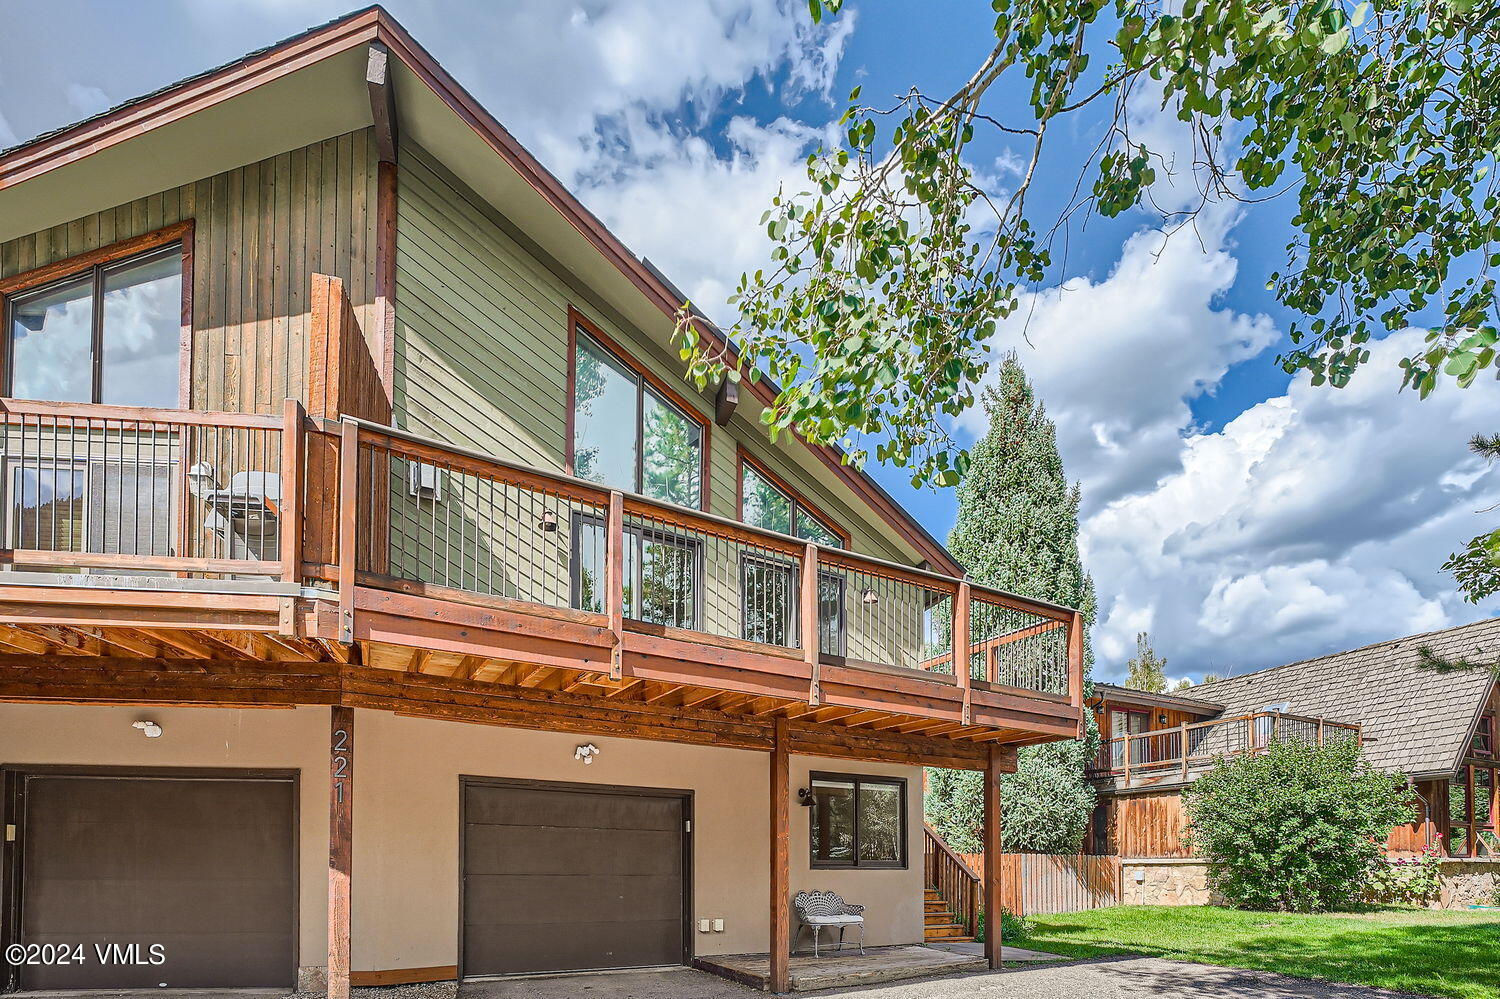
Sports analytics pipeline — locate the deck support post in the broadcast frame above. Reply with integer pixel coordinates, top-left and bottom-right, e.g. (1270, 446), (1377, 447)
(801, 543), (820, 705)
(337, 420), (358, 644)
(954, 581), (971, 724)
(770, 717), (791, 993)
(607, 491), (625, 680)
(328, 705), (354, 999)
(983, 743), (1005, 970)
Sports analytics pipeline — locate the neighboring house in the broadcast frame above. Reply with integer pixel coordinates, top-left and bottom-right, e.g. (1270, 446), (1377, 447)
(1085, 618), (1500, 906)
(0, 8), (1085, 995)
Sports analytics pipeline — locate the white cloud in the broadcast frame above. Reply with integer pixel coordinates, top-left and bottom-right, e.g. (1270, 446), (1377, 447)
(1083, 329), (1500, 679)
(64, 83), (110, 117)
(575, 115), (832, 324)
(962, 204), (1279, 509)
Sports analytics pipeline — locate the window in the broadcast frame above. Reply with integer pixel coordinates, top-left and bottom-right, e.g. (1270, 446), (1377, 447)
(5, 242), (183, 407)
(739, 457), (844, 548)
(1109, 708), (1150, 768)
(570, 320), (705, 508)
(738, 553), (847, 654)
(1473, 715), (1494, 758)
(570, 513), (702, 630)
(809, 772), (906, 868)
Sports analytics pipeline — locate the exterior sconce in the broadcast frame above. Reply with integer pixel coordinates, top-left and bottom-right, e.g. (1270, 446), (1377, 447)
(539, 510), (559, 532)
(132, 720), (163, 739)
(1158, 713), (1168, 725)
(797, 788), (816, 807)
(861, 589), (879, 605)
(574, 743), (600, 765)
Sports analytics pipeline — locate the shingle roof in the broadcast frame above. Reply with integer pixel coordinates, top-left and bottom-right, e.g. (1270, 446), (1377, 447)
(1177, 618), (1500, 779)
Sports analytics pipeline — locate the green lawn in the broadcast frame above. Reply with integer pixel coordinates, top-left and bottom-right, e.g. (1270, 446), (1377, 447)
(1018, 905), (1500, 999)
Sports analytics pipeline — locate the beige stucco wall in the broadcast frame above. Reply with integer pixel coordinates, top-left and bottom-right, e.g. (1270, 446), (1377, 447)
(0, 702), (331, 972)
(0, 703), (923, 977)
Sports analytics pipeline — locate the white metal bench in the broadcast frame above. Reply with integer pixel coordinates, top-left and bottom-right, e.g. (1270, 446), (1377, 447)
(793, 889), (865, 957)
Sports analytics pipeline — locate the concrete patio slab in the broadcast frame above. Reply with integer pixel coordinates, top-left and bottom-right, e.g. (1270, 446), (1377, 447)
(693, 944), (986, 990)
(927, 941), (1064, 962)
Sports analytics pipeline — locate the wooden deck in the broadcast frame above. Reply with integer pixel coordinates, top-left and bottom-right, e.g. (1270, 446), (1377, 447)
(693, 945), (987, 991)
(0, 387), (1085, 769)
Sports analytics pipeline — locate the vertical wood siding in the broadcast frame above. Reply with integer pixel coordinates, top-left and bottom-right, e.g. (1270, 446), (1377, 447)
(0, 130), (378, 415)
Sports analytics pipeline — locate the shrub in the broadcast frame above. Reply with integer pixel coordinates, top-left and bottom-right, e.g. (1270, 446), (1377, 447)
(976, 907), (1031, 943)
(1183, 737), (1412, 912)
(925, 750), (1097, 855)
(1365, 846), (1443, 906)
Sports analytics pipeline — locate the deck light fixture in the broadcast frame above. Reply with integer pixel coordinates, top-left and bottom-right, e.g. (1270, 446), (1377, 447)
(538, 510), (559, 532)
(861, 589), (879, 605)
(132, 720), (163, 739)
(574, 743), (600, 765)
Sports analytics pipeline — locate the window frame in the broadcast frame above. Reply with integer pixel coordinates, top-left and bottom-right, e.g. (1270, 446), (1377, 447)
(735, 448), (850, 548)
(565, 307), (710, 511)
(737, 550), (847, 655)
(0, 221), (193, 408)
(568, 510), (706, 631)
(807, 770), (908, 870)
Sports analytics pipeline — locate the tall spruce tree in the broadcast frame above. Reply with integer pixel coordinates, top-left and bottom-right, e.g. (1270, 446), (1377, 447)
(925, 355), (1098, 855)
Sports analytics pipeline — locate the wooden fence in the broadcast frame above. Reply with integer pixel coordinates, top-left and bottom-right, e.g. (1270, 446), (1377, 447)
(958, 852), (1121, 916)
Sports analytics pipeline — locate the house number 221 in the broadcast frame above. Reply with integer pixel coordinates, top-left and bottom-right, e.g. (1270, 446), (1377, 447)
(332, 728), (350, 803)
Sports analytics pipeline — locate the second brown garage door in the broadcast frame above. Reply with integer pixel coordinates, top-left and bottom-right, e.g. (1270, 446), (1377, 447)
(461, 780), (688, 977)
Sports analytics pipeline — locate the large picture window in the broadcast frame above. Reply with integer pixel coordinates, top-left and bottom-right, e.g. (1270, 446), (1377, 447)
(808, 772), (907, 869)
(4, 240), (184, 408)
(569, 315), (706, 509)
(1450, 762), (1499, 858)
(739, 455), (844, 547)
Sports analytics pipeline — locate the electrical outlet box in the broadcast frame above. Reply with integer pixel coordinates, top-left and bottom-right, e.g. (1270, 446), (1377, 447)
(698, 919), (711, 933)
(712, 918), (725, 933)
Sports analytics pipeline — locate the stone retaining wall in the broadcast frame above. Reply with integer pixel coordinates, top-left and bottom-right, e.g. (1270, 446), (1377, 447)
(1437, 859), (1500, 908)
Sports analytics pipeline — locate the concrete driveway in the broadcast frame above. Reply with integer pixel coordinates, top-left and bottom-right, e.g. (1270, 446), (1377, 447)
(457, 957), (1432, 999)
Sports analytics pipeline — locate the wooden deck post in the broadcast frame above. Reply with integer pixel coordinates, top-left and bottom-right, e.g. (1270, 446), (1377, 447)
(801, 543), (820, 705)
(280, 399), (305, 586)
(770, 717), (791, 993)
(1179, 721), (1190, 782)
(607, 491), (625, 680)
(1067, 609), (1085, 711)
(328, 706), (354, 999)
(954, 582), (971, 725)
(337, 420), (358, 645)
(983, 744), (1005, 970)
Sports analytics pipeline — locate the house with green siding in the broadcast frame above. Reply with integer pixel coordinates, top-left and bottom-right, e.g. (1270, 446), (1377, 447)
(0, 8), (1085, 994)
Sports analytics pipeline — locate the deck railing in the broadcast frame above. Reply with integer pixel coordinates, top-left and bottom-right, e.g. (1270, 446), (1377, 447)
(1087, 710), (1362, 787)
(0, 400), (1084, 707)
(923, 823), (979, 936)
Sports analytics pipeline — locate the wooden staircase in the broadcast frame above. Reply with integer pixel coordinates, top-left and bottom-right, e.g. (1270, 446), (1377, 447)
(923, 886), (975, 943)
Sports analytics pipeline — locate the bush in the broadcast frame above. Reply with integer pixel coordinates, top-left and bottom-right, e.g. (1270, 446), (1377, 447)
(1365, 846), (1444, 907)
(1183, 737), (1412, 912)
(926, 752), (1097, 856)
(976, 907), (1031, 943)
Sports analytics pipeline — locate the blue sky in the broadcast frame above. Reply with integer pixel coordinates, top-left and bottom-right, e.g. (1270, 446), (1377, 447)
(2, 0), (1496, 682)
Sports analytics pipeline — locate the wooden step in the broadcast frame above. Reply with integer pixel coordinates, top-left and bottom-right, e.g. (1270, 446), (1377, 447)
(924, 923), (970, 939)
(924, 911), (958, 925)
(927, 934), (976, 944)
(924, 899), (950, 910)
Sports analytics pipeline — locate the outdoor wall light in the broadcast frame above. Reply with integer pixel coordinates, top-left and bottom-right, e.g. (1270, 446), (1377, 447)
(574, 743), (600, 765)
(861, 589), (879, 605)
(797, 788), (816, 807)
(132, 720), (163, 739)
(538, 510), (559, 532)
(1158, 713), (1169, 725)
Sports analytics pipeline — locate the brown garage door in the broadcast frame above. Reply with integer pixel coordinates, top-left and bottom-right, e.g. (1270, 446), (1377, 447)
(461, 780), (688, 977)
(16, 773), (296, 990)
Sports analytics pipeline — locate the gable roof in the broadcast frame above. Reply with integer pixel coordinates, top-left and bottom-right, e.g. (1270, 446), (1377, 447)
(1178, 618), (1500, 779)
(0, 5), (961, 577)
(1091, 682), (1222, 716)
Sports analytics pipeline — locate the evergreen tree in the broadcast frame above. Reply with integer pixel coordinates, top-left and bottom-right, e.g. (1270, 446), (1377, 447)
(925, 355), (1098, 855)
(1125, 632), (1168, 694)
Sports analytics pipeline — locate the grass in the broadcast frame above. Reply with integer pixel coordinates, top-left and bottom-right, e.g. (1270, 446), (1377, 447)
(1017, 905), (1500, 999)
